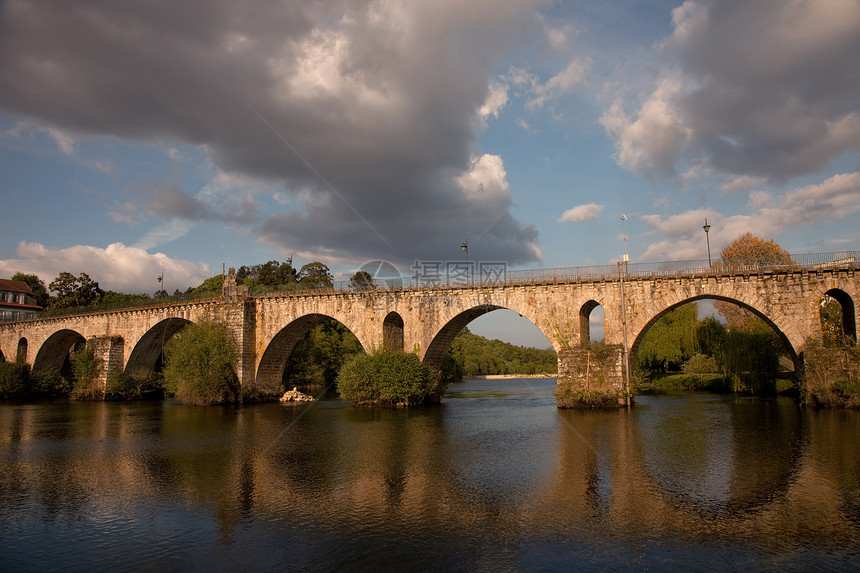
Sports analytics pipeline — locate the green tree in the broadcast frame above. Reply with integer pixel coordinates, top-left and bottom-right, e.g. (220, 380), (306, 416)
(337, 349), (439, 407)
(349, 270), (374, 290)
(285, 320), (363, 389)
(11, 272), (49, 308)
(100, 291), (152, 306)
(635, 303), (700, 371)
(163, 320), (239, 405)
(441, 328), (557, 378)
(70, 345), (104, 401)
(299, 262), (333, 288)
(721, 318), (782, 395)
(48, 272), (104, 309)
(238, 260), (297, 286)
(191, 274), (224, 296)
(820, 295), (847, 347)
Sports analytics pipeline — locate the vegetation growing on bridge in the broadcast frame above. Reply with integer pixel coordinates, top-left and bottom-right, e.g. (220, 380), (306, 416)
(337, 349), (440, 407)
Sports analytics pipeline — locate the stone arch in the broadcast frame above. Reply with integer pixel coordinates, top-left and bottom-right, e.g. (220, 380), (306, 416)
(33, 329), (86, 376)
(579, 299), (603, 346)
(630, 295), (799, 369)
(16, 338), (27, 364)
(423, 304), (556, 372)
(383, 311), (404, 351)
(256, 313), (365, 394)
(823, 288), (856, 344)
(126, 317), (192, 378)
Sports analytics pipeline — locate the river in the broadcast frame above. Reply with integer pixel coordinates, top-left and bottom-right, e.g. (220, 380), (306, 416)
(1, 378), (858, 571)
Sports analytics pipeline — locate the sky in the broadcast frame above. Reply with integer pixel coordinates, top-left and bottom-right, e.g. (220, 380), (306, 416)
(1, 0), (859, 347)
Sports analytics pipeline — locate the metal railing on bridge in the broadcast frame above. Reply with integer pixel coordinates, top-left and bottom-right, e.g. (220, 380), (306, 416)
(253, 249), (860, 294)
(4, 250), (857, 322)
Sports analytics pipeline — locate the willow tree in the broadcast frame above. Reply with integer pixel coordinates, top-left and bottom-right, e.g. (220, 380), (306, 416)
(636, 303), (700, 371)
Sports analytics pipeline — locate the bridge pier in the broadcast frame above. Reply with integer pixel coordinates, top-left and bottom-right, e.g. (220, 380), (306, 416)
(87, 336), (124, 394)
(556, 345), (628, 408)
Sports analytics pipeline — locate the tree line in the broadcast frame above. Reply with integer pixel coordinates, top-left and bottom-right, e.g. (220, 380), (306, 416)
(9, 259), (336, 311)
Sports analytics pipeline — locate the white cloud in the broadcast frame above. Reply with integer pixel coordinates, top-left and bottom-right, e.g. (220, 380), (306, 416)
(747, 191), (772, 211)
(558, 203), (604, 223)
(637, 171), (860, 260)
(0, 242), (212, 294)
(526, 57), (591, 110)
(479, 80), (509, 124)
(600, 78), (688, 179)
(456, 154), (511, 202)
(46, 127), (75, 155)
(721, 175), (764, 193)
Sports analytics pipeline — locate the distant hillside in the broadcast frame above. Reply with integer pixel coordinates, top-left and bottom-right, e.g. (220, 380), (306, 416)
(443, 329), (558, 381)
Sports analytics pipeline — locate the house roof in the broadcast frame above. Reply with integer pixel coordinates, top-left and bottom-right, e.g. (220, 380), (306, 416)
(0, 279), (35, 295)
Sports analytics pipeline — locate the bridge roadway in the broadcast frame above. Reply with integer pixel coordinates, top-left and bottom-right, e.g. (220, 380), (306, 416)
(1, 259), (857, 405)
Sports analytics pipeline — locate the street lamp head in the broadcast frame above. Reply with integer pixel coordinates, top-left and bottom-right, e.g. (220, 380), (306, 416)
(621, 214), (628, 222)
(703, 218), (710, 233)
(461, 242), (468, 252)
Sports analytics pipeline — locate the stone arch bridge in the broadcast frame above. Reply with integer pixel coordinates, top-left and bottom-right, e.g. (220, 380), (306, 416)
(1, 258), (857, 406)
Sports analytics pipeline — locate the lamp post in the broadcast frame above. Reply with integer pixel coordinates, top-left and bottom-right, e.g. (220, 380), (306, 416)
(157, 272), (164, 296)
(461, 240), (469, 285)
(619, 215), (631, 408)
(703, 218), (712, 267)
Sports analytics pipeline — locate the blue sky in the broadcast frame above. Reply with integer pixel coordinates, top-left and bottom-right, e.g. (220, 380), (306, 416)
(1, 0), (859, 347)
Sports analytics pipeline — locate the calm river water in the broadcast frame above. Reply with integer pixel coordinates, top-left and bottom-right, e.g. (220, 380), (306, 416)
(1, 378), (858, 572)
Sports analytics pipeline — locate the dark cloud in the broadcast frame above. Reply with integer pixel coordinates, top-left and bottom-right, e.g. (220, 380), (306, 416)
(605, 0), (860, 182)
(0, 0), (545, 267)
(146, 183), (259, 225)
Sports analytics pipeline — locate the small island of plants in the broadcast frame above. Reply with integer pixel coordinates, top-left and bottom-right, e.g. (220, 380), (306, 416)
(337, 349), (442, 407)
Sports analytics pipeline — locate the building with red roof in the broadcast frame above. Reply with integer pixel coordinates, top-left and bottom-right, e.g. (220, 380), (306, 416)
(0, 279), (43, 322)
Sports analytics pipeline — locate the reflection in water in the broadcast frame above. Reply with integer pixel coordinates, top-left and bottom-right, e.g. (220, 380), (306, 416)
(0, 381), (858, 571)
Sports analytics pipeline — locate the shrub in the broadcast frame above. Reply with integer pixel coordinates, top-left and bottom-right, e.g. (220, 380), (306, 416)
(163, 320), (239, 405)
(70, 345), (105, 401)
(106, 370), (164, 401)
(337, 349), (440, 407)
(682, 353), (719, 375)
(30, 366), (69, 397)
(0, 362), (30, 398)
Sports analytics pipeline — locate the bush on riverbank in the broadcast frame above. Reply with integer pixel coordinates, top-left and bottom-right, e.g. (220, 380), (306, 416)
(337, 349), (441, 407)
(804, 338), (860, 408)
(163, 320), (239, 405)
(70, 346), (105, 401)
(0, 362), (30, 398)
(106, 370), (164, 401)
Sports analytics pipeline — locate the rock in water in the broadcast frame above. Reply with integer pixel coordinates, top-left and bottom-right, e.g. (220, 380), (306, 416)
(279, 387), (314, 403)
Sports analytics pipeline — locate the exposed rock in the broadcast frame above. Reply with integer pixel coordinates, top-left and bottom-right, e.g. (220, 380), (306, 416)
(279, 387), (314, 403)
